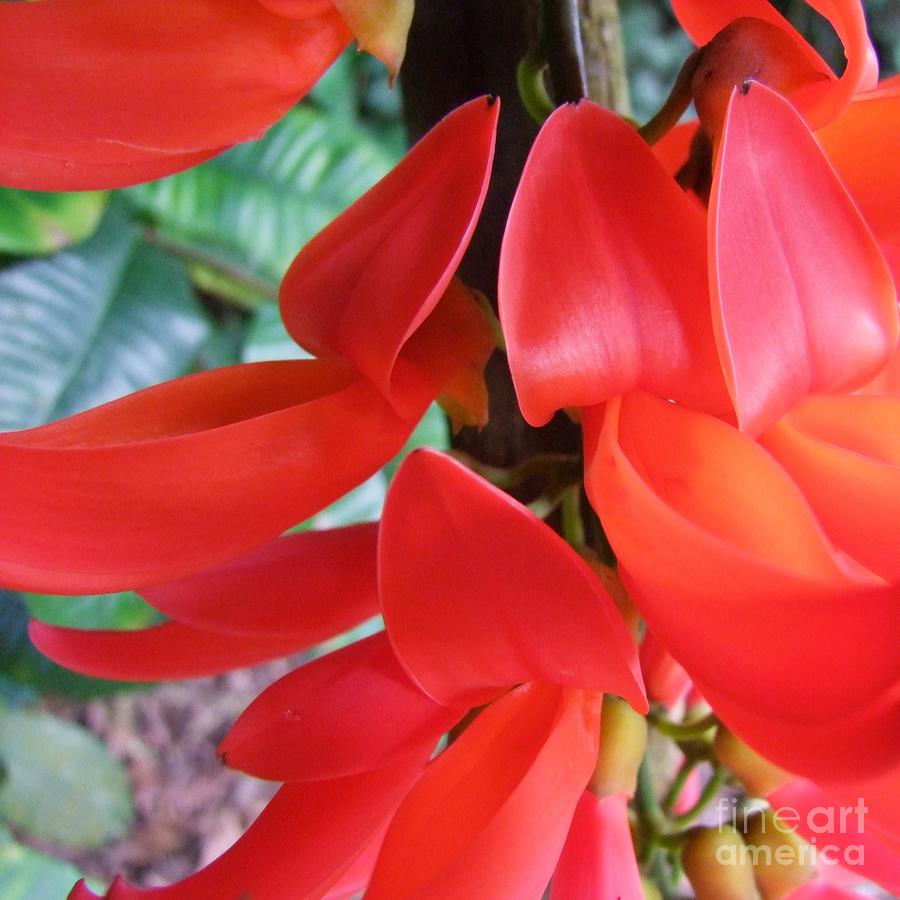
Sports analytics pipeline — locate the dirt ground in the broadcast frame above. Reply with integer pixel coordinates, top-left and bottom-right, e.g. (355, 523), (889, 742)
(33, 659), (298, 888)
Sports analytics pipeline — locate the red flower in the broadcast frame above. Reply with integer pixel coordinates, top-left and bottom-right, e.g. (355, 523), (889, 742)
(0, 0), (413, 190)
(0, 97), (497, 594)
(49, 449), (646, 897)
(498, 0), (900, 843)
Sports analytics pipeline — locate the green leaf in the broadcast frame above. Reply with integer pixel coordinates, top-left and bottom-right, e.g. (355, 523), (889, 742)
(24, 592), (160, 631)
(0, 706), (133, 849)
(241, 302), (312, 363)
(123, 105), (399, 294)
(0, 592), (151, 700)
(0, 204), (211, 431)
(0, 189), (107, 257)
(0, 827), (93, 900)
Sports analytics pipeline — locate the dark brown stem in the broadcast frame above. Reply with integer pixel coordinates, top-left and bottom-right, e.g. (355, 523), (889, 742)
(579, 0), (631, 112)
(542, 0), (589, 103)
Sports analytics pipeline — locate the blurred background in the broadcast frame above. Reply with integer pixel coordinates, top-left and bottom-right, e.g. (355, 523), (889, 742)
(0, 1), (897, 895)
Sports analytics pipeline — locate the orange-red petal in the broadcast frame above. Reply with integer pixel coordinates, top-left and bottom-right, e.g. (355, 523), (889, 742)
(280, 97), (498, 416)
(366, 684), (601, 899)
(710, 82), (897, 435)
(0, 360), (415, 593)
(584, 394), (900, 787)
(380, 449), (646, 710)
(0, 0), (349, 190)
(220, 633), (462, 781)
(70, 760), (423, 899)
(499, 101), (728, 426)
(29, 620), (313, 681)
(141, 524), (379, 637)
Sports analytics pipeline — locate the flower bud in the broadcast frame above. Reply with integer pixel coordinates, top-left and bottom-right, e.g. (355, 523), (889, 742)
(589, 695), (648, 798)
(713, 728), (791, 799)
(743, 809), (816, 899)
(682, 826), (761, 900)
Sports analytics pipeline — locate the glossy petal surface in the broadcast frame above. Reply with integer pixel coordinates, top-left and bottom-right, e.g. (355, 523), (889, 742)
(769, 778), (900, 894)
(367, 684), (600, 900)
(0, 360), (415, 594)
(220, 633), (462, 781)
(142, 524), (379, 637)
(380, 449), (645, 710)
(710, 82), (897, 435)
(762, 395), (900, 580)
(70, 761), (422, 899)
(29, 620), (315, 681)
(500, 101), (728, 426)
(551, 792), (643, 900)
(0, 0), (349, 189)
(280, 97), (498, 415)
(584, 394), (900, 785)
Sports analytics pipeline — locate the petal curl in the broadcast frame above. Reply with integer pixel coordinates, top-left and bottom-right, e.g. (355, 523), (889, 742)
(0, 360), (415, 593)
(499, 101), (728, 426)
(710, 81), (897, 435)
(142, 524), (379, 637)
(550, 791), (643, 900)
(367, 684), (601, 899)
(761, 395), (900, 580)
(380, 449), (646, 710)
(70, 760), (423, 899)
(584, 394), (900, 786)
(29, 620), (312, 681)
(280, 97), (498, 416)
(0, 0), (350, 190)
(220, 633), (462, 781)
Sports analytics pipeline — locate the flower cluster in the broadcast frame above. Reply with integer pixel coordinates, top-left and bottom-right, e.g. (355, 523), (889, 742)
(0, 0), (898, 897)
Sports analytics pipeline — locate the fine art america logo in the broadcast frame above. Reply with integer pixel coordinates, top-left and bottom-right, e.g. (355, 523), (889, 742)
(715, 797), (868, 868)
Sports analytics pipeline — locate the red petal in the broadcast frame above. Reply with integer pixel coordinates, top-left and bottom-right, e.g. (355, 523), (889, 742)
(550, 791), (643, 900)
(142, 524), (379, 638)
(0, 0), (349, 190)
(366, 684), (601, 899)
(818, 79), (900, 270)
(761, 395), (900, 580)
(769, 778), (900, 895)
(499, 101), (728, 426)
(219, 633), (462, 781)
(584, 394), (900, 785)
(672, 0), (876, 125)
(0, 360), (415, 593)
(653, 119), (701, 177)
(280, 97), (498, 415)
(72, 761), (423, 899)
(29, 619), (312, 681)
(640, 628), (692, 708)
(710, 82), (897, 435)
(380, 449), (646, 710)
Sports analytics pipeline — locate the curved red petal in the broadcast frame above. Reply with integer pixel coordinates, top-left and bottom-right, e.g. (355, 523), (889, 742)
(219, 633), (462, 781)
(367, 684), (601, 899)
(640, 628), (692, 708)
(550, 791), (643, 900)
(499, 101), (728, 427)
(74, 761), (423, 899)
(29, 619), (312, 681)
(584, 394), (900, 785)
(761, 395), (900, 580)
(0, 360), (415, 593)
(769, 778), (900, 895)
(0, 0), (349, 190)
(280, 97), (498, 414)
(671, 0), (875, 125)
(710, 82), (897, 435)
(380, 449), (645, 710)
(818, 80), (900, 272)
(653, 119), (701, 177)
(142, 524), (379, 638)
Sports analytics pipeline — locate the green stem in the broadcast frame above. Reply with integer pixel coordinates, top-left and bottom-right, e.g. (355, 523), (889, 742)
(517, 50), (557, 124)
(542, 0), (589, 103)
(661, 757), (699, 816)
(561, 485), (586, 548)
(648, 710), (717, 742)
(670, 766), (728, 829)
(637, 48), (703, 145)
